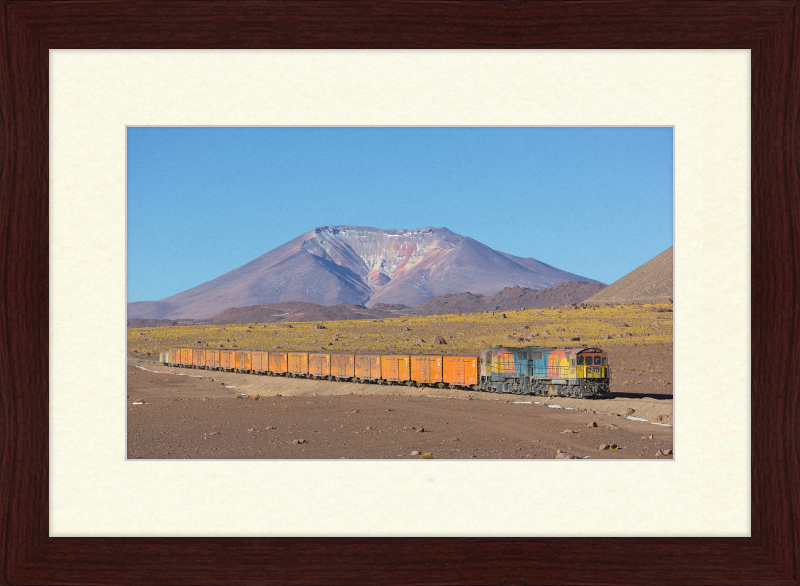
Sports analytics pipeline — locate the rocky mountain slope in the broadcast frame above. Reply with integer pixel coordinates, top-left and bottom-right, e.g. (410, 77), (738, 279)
(128, 226), (602, 319)
(411, 282), (607, 315)
(584, 247), (673, 305)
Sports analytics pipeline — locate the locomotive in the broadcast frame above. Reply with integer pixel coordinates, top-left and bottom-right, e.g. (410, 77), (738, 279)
(161, 345), (611, 399)
(479, 346), (610, 398)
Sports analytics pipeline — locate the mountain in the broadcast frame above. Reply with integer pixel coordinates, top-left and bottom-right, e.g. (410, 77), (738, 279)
(584, 247), (673, 305)
(128, 226), (602, 319)
(127, 282), (605, 327)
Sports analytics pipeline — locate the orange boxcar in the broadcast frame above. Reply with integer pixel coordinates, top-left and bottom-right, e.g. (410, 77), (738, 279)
(355, 354), (381, 381)
(180, 348), (193, 367)
(169, 348), (180, 366)
(442, 355), (479, 387)
(269, 351), (288, 375)
(205, 349), (221, 370)
(235, 350), (252, 373)
(380, 355), (411, 383)
(410, 355), (443, 385)
(251, 351), (269, 373)
(309, 353), (331, 377)
(220, 350), (235, 371)
(288, 352), (309, 376)
(192, 349), (206, 369)
(330, 353), (355, 380)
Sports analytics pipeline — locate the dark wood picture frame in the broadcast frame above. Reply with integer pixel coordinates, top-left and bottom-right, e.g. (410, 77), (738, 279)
(1, 1), (798, 584)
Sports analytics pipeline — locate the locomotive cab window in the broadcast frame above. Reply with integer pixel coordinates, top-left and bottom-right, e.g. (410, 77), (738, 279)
(602, 357), (607, 366)
(577, 356), (584, 365)
(594, 356), (602, 365)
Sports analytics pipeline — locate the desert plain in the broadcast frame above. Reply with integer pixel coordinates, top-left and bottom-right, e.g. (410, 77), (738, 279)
(128, 303), (673, 459)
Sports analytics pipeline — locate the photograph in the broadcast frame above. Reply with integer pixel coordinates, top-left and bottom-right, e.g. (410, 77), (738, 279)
(127, 126), (674, 460)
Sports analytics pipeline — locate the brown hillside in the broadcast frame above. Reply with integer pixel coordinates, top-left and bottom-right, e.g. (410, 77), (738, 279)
(410, 281), (606, 315)
(585, 247), (673, 305)
(127, 318), (179, 328)
(205, 302), (406, 324)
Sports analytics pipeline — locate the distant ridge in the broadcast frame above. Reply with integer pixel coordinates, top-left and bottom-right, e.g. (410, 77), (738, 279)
(411, 282), (606, 315)
(584, 247), (673, 305)
(206, 302), (403, 325)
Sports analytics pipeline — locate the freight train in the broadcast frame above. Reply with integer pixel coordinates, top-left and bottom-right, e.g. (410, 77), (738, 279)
(160, 346), (611, 398)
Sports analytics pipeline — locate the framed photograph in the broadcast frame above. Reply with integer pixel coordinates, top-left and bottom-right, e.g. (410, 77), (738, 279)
(2, 1), (797, 584)
(125, 125), (674, 462)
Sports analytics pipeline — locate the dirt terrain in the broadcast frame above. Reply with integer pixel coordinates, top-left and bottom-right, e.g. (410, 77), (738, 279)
(127, 347), (673, 460)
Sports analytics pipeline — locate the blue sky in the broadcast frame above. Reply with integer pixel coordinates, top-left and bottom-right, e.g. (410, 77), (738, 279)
(127, 127), (673, 303)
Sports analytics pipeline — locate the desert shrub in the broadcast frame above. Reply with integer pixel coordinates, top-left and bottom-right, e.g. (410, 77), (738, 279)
(128, 303), (672, 356)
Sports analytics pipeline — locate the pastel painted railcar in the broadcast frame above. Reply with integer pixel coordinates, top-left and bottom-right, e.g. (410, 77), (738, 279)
(354, 354), (381, 382)
(287, 352), (309, 377)
(410, 355), (443, 386)
(309, 353), (331, 378)
(330, 353), (355, 380)
(479, 346), (610, 398)
(442, 355), (479, 389)
(380, 355), (411, 384)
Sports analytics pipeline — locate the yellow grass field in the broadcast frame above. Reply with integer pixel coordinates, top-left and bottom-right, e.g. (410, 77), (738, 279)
(128, 303), (673, 357)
